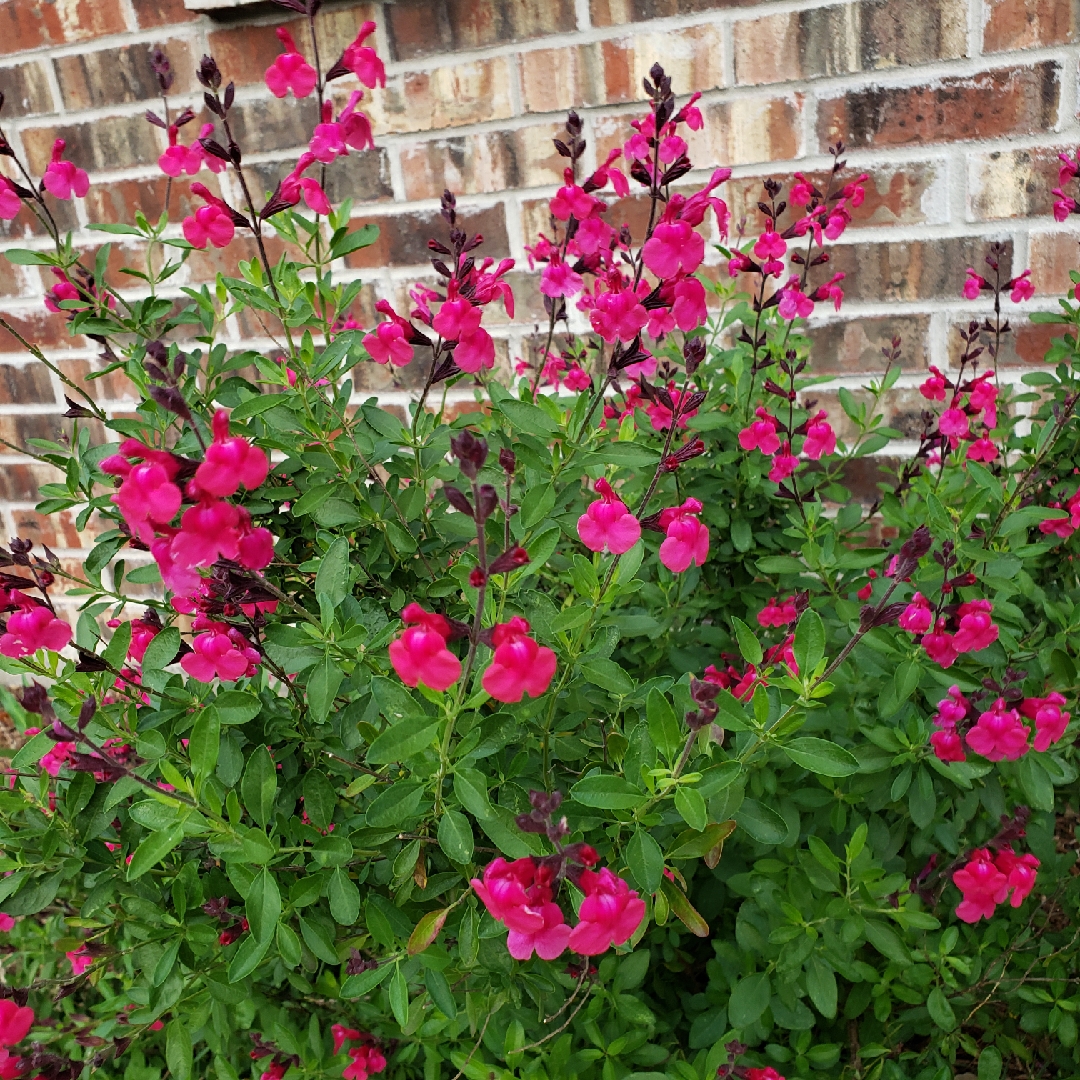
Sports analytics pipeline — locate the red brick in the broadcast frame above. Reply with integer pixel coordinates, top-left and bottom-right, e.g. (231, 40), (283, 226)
(0, 462), (48, 502)
(947, 318), (1058, 366)
(519, 43), (606, 113)
(983, 0), (1078, 51)
(83, 176), (201, 225)
(1029, 230), (1080, 295)
(967, 145), (1069, 221)
(400, 125), (564, 201)
(734, 0), (966, 86)
(0, 60), (55, 117)
(818, 62), (1061, 149)
(0, 310), (79, 354)
(130, 0), (200, 28)
(807, 314), (929, 373)
(245, 149), (394, 208)
(0, 361), (56, 404)
(591, 0), (761, 24)
(0, 0), (128, 55)
(386, 0), (576, 62)
(54, 39), (195, 110)
(11, 508), (99, 550)
(23, 117), (161, 175)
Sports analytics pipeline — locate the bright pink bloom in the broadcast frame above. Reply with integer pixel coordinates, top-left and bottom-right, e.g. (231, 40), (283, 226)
(471, 857), (547, 932)
(344, 1045), (386, 1080)
(922, 619), (958, 669)
(939, 407), (970, 440)
(920, 366), (947, 401)
(265, 27), (317, 98)
(935, 685), (970, 727)
(857, 568), (877, 601)
(183, 183), (235, 249)
(260, 1066), (285, 1080)
(814, 271), (846, 311)
(0, 915), (12, 932)
(803, 413), (836, 459)
(641, 220), (705, 278)
(966, 435), (998, 463)
(768, 443), (799, 482)
(646, 386), (697, 432)
(433, 295), (482, 341)
(1040, 504), (1075, 539)
(930, 729), (966, 762)
(665, 275), (708, 332)
(67, 945), (93, 976)
(952, 599), (999, 653)
(778, 283), (814, 320)
(507, 902), (571, 961)
(899, 593), (933, 634)
(953, 849), (1008, 923)
(455, 328), (496, 374)
(575, 215), (615, 255)
(704, 662), (760, 701)
(482, 617), (557, 703)
(280, 152), (332, 215)
(239, 527), (275, 571)
(590, 287), (649, 344)
(158, 124), (204, 178)
(42, 140), (89, 200)
(658, 498), (709, 573)
(966, 698), (1029, 761)
(310, 92), (374, 162)
(364, 322), (413, 367)
(1009, 269), (1034, 303)
(790, 173), (814, 206)
(152, 537), (202, 597)
(658, 134), (687, 163)
(1053, 188), (1076, 222)
(577, 479), (641, 555)
(739, 407), (781, 456)
(757, 596), (797, 628)
(753, 231), (786, 262)
(567, 867), (646, 956)
(332, 1025), (363, 1055)
(340, 22), (386, 88)
(28, 729), (74, 777)
(563, 364), (590, 392)
(194, 409), (269, 498)
(113, 460), (182, 543)
(745, 1069), (785, 1080)
(181, 620), (260, 683)
(0, 1000), (32, 1047)
(170, 499), (243, 568)
(541, 255), (584, 299)
(0, 178), (21, 221)
(962, 268), (987, 300)
(994, 846), (1039, 907)
(968, 374), (998, 429)
(0, 606), (71, 658)
(389, 604), (461, 692)
(1021, 692), (1071, 752)
(550, 172), (597, 221)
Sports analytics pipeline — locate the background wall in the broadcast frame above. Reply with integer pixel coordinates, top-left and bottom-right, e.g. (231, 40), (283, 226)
(0, 0), (1076, 587)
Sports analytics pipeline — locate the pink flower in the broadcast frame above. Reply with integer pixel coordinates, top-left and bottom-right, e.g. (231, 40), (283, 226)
(455, 328), (496, 374)
(641, 220), (705, 278)
(39, 737), (75, 777)
(181, 620), (260, 683)
(340, 22), (387, 89)
(898, 593), (933, 634)
(389, 604), (461, 693)
(790, 173), (814, 206)
(42, 139), (89, 200)
(577, 478), (641, 555)
(433, 294), (482, 341)
(962, 267), (987, 300)
(1021, 692), (1071, 752)
(194, 409), (269, 498)
(158, 123), (204, 178)
(777, 283), (814, 320)
(1040, 503), (1075, 539)
(310, 92), (373, 161)
(0, 999), (32, 1047)
(170, 499), (244, 568)
(935, 685), (970, 728)
(332, 1025), (363, 1055)
(814, 271), (845, 311)
(966, 435), (998, 463)
(704, 662), (760, 701)
(239, 527), (275, 571)
(922, 619), (958, 669)
(0, 178), (21, 221)
(665, 275), (708, 332)
(658, 498), (709, 573)
(507, 902), (571, 961)
(590, 286), (649, 344)
(0, 915), (13, 932)
(965, 698), (1029, 761)
(803, 413), (836, 459)
(280, 152), (332, 215)
(930, 729), (966, 762)
(768, 443), (799, 482)
(110, 458), (182, 544)
(183, 183), (235, 249)
(66, 945), (93, 977)
(1053, 188), (1076, 222)
(0, 606), (72, 658)
(658, 134), (687, 163)
(757, 596), (797, 628)
(968, 373), (998, 429)
(540, 255), (584, 299)
(920, 366), (947, 401)
(481, 617), (557, 703)
(646, 386), (697, 431)
(1009, 269), (1034, 303)
(739, 407), (781, 456)
(745, 1070), (786, 1080)
(753, 230), (786, 262)
(550, 172), (596, 221)
(952, 599), (999, 653)
(994, 846), (1039, 907)
(952, 849), (1008, 923)
(471, 857), (547, 932)
(363, 322), (413, 367)
(265, 27), (316, 99)
(344, 1044), (387, 1080)
(563, 364), (590, 392)
(938, 407), (970, 440)
(152, 537), (202, 597)
(566, 867), (646, 956)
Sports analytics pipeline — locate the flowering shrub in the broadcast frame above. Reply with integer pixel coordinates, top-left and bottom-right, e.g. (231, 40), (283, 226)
(0, 5), (1080, 1080)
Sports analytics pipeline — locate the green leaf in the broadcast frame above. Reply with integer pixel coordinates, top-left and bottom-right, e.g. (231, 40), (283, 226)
(908, 768), (937, 829)
(570, 773), (646, 809)
(580, 658), (634, 696)
(407, 907), (448, 955)
(329, 222), (379, 260)
(1018, 753), (1055, 812)
(298, 915), (340, 964)
(315, 537), (351, 607)
(166, 1018), (192, 1080)
(927, 986), (956, 1031)
(102, 620), (132, 671)
(241, 746), (278, 827)
(864, 920), (910, 966)
(276, 922), (302, 967)
(730, 617), (763, 665)
(341, 963), (392, 999)
(453, 768), (492, 819)
(647, 689), (681, 762)
(214, 690), (262, 725)
(302, 770), (336, 830)
(425, 967), (458, 1019)
(328, 868), (360, 926)
(152, 939), (181, 987)
(230, 394), (288, 421)
(437, 809), (474, 863)
(366, 716), (440, 764)
(245, 869), (281, 943)
(127, 825), (184, 881)
(792, 609), (825, 675)
(781, 737), (859, 777)
(12, 729), (54, 770)
(498, 399), (561, 437)
(674, 786), (708, 832)
(626, 829), (664, 893)
(734, 799), (787, 845)
(4, 248), (53, 265)
(366, 781), (425, 827)
(666, 820), (736, 861)
(728, 972), (770, 1029)
(696, 761), (743, 797)
(189, 706), (220, 780)
(228, 932), (272, 982)
(805, 955), (837, 1018)
(307, 656), (343, 724)
(142, 627), (181, 691)
(389, 965), (409, 1028)
(978, 1046), (1003, 1080)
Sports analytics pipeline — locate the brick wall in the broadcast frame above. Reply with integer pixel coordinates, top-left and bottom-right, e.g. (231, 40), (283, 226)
(0, 0), (1076, 588)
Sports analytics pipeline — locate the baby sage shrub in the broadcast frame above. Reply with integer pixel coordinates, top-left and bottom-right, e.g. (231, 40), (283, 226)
(0, 3), (1077, 1079)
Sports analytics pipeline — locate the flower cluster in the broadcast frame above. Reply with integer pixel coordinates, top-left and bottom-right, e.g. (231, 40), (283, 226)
(952, 845), (1039, 923)
(899, 594), (1000, 669)
(0, 998), (34, 1080)
(331, 1026), (386, 1080)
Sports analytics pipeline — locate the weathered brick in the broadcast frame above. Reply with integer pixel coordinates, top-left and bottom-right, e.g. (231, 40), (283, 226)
(23, 116), (161, 175)
(400, 125), (563, 201)
(601, 24), (725, 103)
(367, 57), (515, 136)
(54, 39), (195, 110)
(0, 60), (55, 117)
(0, 412), (76, 451)
(967, 145), (1067, 221)
(520, 43), (607, 113)
(818, 62), (1061, 149)
(130, 0), (200, 28)
(0, 256), (40, 301)
(226, 96), (318, 158)
(11, 508), (99, 550)
(83, 176), (200, 225)
(591, 0), (762, 24)
(0, 462), (47, 503)
(0, 361), (56, 404)
(827, 237), (1012, 303)
(0, 0), (128, 55)
(0, 310), (78, 354)
(947, 317), (1058, 366)
(693, 95), (803, 166)
(346, 203), (509, 269)
(807, 314), (929, 373)
(734, 0), (966, 86)
(245, 148), (394, 206)
(1029, 229), (1080, 295)
(984, 0), (1078, 51)
(386, 0), (576, 62)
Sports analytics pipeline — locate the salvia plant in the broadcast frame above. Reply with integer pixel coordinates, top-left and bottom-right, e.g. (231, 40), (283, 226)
(0, 4), (1079, 1079)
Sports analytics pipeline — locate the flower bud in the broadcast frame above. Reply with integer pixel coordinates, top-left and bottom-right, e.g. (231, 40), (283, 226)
(499, 447), (516, 474)
(450, 430), (488, 479)
(475, 484), (499, 522)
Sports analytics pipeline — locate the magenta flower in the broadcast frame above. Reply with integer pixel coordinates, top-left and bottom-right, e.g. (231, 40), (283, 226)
(802, 413), (836, 459)
(1008, 268), (1034, 302)
(507, 902), (571, 961)
(455, 328), (496, 373)
(962, 267), (987, 300)
(753, 230), (786, 262)
(279, 152), (332, 215)
(0, 998), (32, 1050)
(898, 592), (933, 634)
(433, 294), (482, 341)
(470, 857), (545, 931)
(363, 322), (413, 367)
(757, 596), (797, 628)
(265, 27), (316, 99)
(768, 443), (799, 482)
(309, 92), (373, 162)
(658, 498), (709, 573)
(183, 183), (235, 249)
(665, 275), (708, 332)
(158, 123), (204, 178)
(339, 21), (386, 89)
(952, 599), (998, 653)
(1020, 692), (1071, 752)
(919, 366), (947, 401)
(563, 364), (590, 392)
(194, 409), (270, 498)
(922, 619), (958, 669)
(550, 171), (596, 221)
(938, 407), (970, 440)
(968, 373), (998, 428)
(936, 685), (970, 727)
(994, 846), (1040, 907)
(181, 619), (260, 683)
(778, 282), (814, 320)
(930, 729), (966, 762)
(589, 285), (649, 344)
(66, 945), (93, 977)
(170, 499), (244, 568)
(965, 698), (1029, 761)
(388, 604), (461, 693)
(966, 434), (998, 463)
(0, 914), (14, 932)
(738, 407), (781, 456)
(577, 478), (641, 555)
(481, 617), (557, 703)
(0, 178), (21, 220)
(1053, 187), (1076, 222)
(952, 849), (1008, 923)
(42, 139), (89, 200)
(566, 867), (646, 956)
(540, 255), (583, 299)
(0, 606), (72, 658)
(641, 219), (705, 278)
(238, 527), (275, 571)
